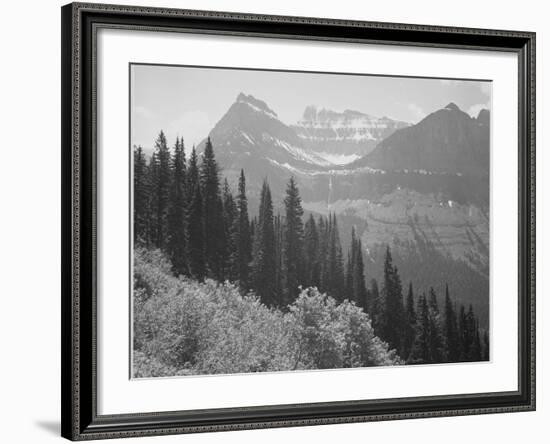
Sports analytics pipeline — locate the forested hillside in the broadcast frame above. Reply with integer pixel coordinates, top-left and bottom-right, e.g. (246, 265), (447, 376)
(133, 133), (489, 377)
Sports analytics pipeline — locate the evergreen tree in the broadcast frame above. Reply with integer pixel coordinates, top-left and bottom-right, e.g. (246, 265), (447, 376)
(317, 216), (328, 293)
(427, 287), (444, 363)
(167, 137), (188, 276)
(150, 131), (171, 250)
(345, 228), (356, 302)
(222, 179), (237, 281)
(351, 232), (368, 310)
(252, 180), (278, 306)
(470, 326), (482, 362)
(369, 278), (382, 333)
(304, 214), (320, 288)
(464, 304), (477, 361)
(283, 177), (305, 303)
(186, 147), (205, 281)
(482, 330), (490, 361)
(458, 305), (468, 361)
(443, 284), (460, 362)
(402, 282), (416, 361)
(232, 170), (252, 291)
(200, 138), (225, 281)
(381, 246), (404, 352)
(133, 145), (150, 245)
(409, 294), (431, 363)
(326, 214), (345, 301)
(274, 213), (285, 301)
(187, 146), (199, 199)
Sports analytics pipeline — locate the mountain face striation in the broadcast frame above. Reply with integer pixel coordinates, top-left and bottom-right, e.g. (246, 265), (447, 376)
(292, 106), (409, 164)
(196, 93), (490, 326)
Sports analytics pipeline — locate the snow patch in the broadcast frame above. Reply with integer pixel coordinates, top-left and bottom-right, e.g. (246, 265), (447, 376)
(315, 152), (361, 165)
(237, 98), (278, 119)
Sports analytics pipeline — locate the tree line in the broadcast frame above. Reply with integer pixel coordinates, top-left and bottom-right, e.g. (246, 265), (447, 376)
(134, 131), (488, 365)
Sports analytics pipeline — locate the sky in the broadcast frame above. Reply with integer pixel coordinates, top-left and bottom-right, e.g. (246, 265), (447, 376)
(131, 64), (491, 151)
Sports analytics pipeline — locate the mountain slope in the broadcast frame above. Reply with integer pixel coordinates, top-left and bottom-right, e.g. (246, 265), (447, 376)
(201, 93), (330, 168)
(194, 96), (490, 327)
(354, 103), (490, 176)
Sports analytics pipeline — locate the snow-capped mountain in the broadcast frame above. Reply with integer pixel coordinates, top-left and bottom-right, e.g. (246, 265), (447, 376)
(292, 106), (409, 164)
(201, 93), (330, 168)
(195, 94), (490, 327)
(197, 93), (333, 199)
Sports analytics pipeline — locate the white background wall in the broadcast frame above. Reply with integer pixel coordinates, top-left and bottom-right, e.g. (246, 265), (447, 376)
(0, 0), (546, 443)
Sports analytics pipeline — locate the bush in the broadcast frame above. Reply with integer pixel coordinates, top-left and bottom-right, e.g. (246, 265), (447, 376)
(133, 248), (401, 377)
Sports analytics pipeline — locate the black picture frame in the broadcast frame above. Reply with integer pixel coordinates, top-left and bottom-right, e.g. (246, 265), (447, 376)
(61, 2), (536, 440)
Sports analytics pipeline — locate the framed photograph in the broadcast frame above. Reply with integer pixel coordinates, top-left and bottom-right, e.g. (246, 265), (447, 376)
(61, 2), (535, 440)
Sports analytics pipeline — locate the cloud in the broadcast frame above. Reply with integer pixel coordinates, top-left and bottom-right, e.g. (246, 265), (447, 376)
(166, 110), (211, 150)
(407, 103), (426, 123)
(478, 82), (492, 97)
(134, 105), (153, 120)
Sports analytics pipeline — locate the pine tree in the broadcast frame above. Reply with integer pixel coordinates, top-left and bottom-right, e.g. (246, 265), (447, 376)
(369, 278), (381, 333)
(274, 213), (285, 301)
(402, 282), (416, 361)
(252, 180), (278, 306)
(464, 304), (477, 361)
(133, 145), (150, 246)
(222, 179), (237, 281)
(443, 284), (460, 362)
(200, 138), (225, 281)
(283, 177), (304, 303)
(427, 287), (444, 363)
(482, 330), (490, 361)
(232, 170), (252, 291)
(186, 147), (205, 281)
(187, 146), (199, 199)
(381, 246), (404, 352)
(351, 233), (368, 310)
(317, 216), (328, 292)
(167, 137), (188, 276)
(150, 131), (171, 250)
(409, 294), (431, 363)
(326, 214), (345, 301)
(470, 326), (482, 362)
(458, 305), (468, 361)
(304, 214), (320, 288)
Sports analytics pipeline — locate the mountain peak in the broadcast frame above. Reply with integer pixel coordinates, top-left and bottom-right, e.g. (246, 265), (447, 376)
(444, 102), (460, 111)
(360, 102), (490, 175)
(235, 93), (278, 118)
(476, 108), (490, 125)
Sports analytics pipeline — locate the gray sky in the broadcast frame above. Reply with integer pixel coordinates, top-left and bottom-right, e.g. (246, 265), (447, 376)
(131, 64), (491, 151)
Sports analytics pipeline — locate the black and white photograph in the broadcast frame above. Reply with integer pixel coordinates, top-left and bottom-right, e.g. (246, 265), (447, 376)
(131, 65), (491, 378)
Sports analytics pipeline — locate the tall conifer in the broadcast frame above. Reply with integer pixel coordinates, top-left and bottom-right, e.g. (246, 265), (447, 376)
(133, 145), (150, 245)
(304, 214), (320, 288)
(200, 138), (225, 280)
(167, 137), (188, 276)
(150, 130), (171, 249)
(186, 147), (205, 280)
(283, 177), (304, 303)
(222, 178), (237, 281)
(443, 284), (460, 362)
(409, 294), (431, 363)
(233, 170), (252, 291)
(381, 246), (404, 352)
(402, 282), (416, 361)
(252, 180), (277, 306)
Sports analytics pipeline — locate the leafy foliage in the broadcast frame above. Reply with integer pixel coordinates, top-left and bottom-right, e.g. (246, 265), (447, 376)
(133, 248), (400, 377)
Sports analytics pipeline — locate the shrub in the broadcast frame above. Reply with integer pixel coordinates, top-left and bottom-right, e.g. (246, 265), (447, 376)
(133, 248), (401, 377)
